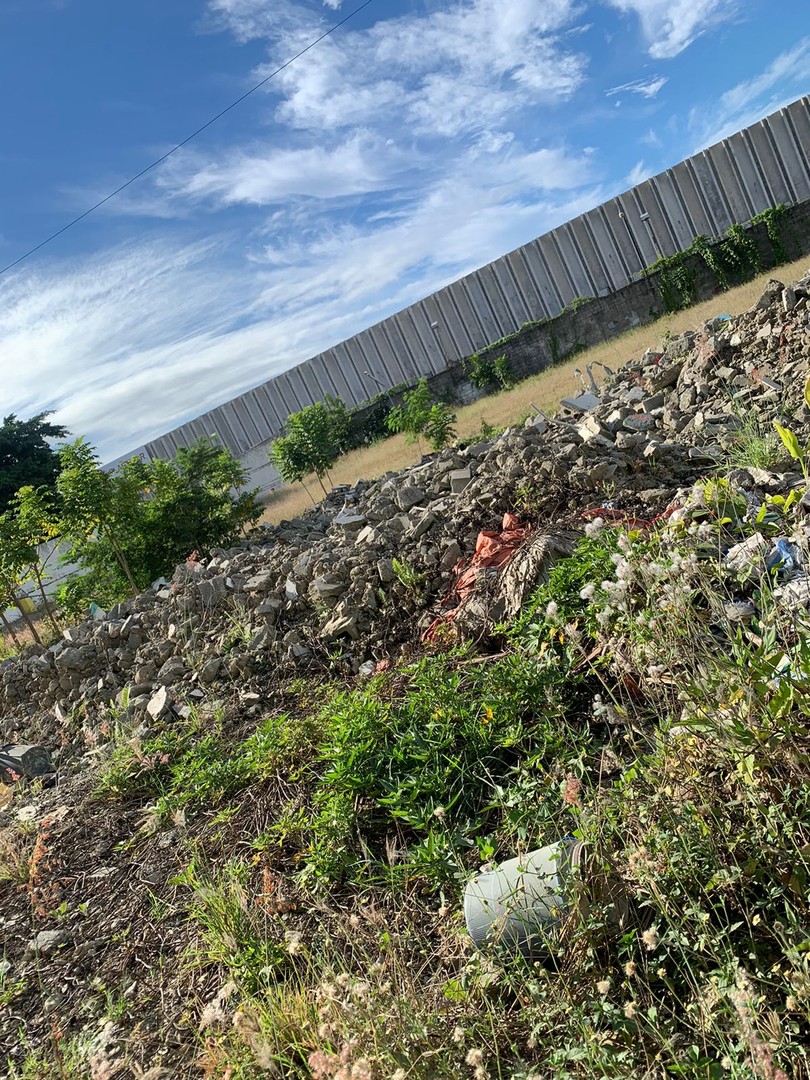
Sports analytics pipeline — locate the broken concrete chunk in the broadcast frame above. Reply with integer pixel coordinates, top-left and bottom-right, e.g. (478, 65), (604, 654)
(334, 507), (367, 532)
(310, 575), (347, 600)
(395, 486), (427, 511)
(560, 391), (600, 413)
(321, 612), (359, 641)
(245, 570), (274, 593)
(146, 685), (169, 720)
(449, 468), (472, 494)
(441, 541), (463, 569)
(577, 414), (614, 443)
(0, 744), (54, 782)
(724, 532), (768, 576)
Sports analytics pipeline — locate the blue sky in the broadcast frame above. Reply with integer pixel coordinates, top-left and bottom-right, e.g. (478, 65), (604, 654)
(0, 0), (807, 460)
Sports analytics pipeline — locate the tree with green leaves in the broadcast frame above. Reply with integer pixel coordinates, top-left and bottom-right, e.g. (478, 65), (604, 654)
(386, 378), (456, 451)
(54, 436), (261, 615)
(7, 485), (62, 634)
(0, 412), (69, 513)
(0, 512), (44, 644)
(56, 438), (142, 598)
(123, 438), (261, 584)
(269, 395), (350, 498)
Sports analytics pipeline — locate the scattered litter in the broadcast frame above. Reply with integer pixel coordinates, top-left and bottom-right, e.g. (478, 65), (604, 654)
(464, 839), (628, 956)
(765, 538), (800, 574)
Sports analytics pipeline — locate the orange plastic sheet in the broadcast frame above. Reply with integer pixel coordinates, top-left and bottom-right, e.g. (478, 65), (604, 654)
(423, 512), (531, 642)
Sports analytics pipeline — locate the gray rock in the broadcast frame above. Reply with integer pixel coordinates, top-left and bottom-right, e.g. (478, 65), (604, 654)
(0, 744), (54, 782)
(310, 574), (347, 600)
(724, 600), (757, 623)
(396, 486), (427, 511)
(321, 613), (359, 641)
(245, 570), (274, 593)
(449, 468), (472, 494)
(198, 575), (228, 608)
(560, 391), (600, 413)
(146, 685), (169, 720)
(53, 647), (86, 672)
(334, 507), (367, 532)
(441, 541), (463, 569)
(29, 929), (68, 955)
(408, 512), (436, 541)
(198, 657), (222, 685)
(377, 558), (396, 583)
(155, 658), (187, 686)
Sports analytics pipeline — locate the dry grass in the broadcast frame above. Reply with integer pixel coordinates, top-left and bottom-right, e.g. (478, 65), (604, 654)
(259, 256), (810, 526)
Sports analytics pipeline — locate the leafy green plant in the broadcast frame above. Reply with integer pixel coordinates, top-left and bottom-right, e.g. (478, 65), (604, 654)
(97, 708), (299, 821)
(773, 420), (810, 480)
(725, 412), (782, 471)
(466, 352), (514, 391)
(385, 378), (433, 446)
(751, 203), (789, 264)
(270, 396), (350, 499)
(174, 857), (287, 993)
(390, 557), (426, 590)
(649, 249), (698, 313)
(55, 436), (260, 613)
(292, 649), (589, 891)
(422, 402), (457, 451)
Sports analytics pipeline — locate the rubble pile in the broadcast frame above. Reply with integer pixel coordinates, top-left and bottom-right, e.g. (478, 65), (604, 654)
(2, 273), (810, 753)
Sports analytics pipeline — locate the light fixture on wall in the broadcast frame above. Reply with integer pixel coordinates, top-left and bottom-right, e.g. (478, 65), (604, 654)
(363, 369), (395, 406)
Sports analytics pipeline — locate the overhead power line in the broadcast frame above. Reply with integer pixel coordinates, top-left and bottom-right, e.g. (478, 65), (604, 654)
(0, 0), (377, 277)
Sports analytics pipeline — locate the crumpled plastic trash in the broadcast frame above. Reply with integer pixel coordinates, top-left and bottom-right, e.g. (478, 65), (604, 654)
(765, 538), (801, 574)
(423, 512), (531, 642)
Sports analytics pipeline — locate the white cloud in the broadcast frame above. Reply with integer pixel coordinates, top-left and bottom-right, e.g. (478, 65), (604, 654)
(605, 0), (737, 58)
(606, 75), (668, 99)
(245, 0), (587, 137)
(691, 38), (810, 148)
(0, 135), (601, 461)
(625, 160), (649, 186)
(158, 132), (409, 206)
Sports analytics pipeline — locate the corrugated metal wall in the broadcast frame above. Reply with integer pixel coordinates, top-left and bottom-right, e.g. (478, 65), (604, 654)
(141, 95), (810, 468)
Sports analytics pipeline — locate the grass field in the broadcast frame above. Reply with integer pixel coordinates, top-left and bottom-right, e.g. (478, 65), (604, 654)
(259, 255), (810, 525)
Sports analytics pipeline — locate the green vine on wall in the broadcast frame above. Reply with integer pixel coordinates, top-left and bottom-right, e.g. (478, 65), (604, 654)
(648, 250), (698, 313)
(648, 203), (790, 313)
(751, 204), (789, 265)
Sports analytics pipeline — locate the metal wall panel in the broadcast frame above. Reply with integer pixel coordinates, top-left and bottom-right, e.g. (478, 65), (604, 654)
(137, 96), (810, 470)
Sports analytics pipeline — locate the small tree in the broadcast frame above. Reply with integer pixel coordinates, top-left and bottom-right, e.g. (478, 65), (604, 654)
(270, 433), (316, 503)
(0, 513), (43, 644)
(54, 437), (261, 614)
(423, 403), (457, 451)
(8, 485), (61, 633)
(386, 379), (456, 451)
(128, 438), (260, 583)
(56, 438), (141, 598)
(270, 395), (350, 498)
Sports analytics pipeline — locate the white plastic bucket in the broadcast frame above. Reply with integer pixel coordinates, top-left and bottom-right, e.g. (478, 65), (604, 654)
(464, 839), (626, 955)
